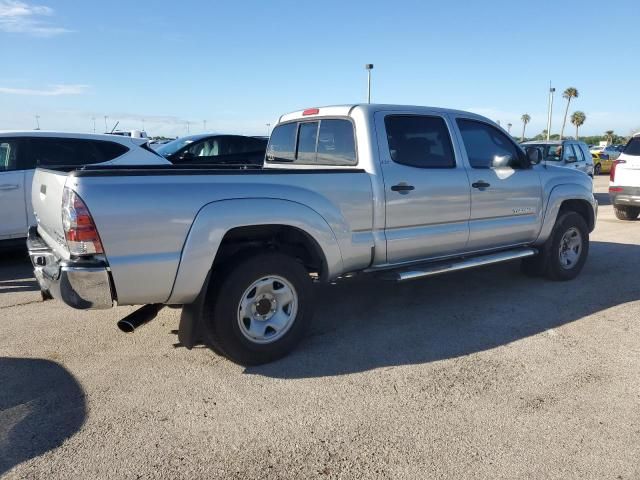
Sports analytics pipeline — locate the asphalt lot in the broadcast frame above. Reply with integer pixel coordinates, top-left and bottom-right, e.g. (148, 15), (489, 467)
(1, 175), (638, 479)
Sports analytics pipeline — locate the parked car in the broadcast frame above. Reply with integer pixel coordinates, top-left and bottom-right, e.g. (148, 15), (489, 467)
(609, 133), (640, 220)
(0, 131), (169, 245)
(28, 104), (597, 365)
(156, 134), (267, 166)
(521, 140), (594, 177)
(591, 151), (614, 175)
(590, 144), (621, 161)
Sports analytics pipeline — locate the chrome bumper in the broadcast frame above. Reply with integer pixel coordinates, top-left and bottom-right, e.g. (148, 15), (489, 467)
(27, 227), (114, 309)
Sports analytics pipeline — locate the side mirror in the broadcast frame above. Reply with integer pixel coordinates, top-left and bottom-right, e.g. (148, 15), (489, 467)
(525, 147), (542, 165)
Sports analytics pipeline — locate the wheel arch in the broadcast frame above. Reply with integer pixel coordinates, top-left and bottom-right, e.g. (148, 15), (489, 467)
(167, 198), (344, 305)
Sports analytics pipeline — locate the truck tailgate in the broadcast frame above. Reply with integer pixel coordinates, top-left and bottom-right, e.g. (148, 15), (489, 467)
(32, 168), (70, 259)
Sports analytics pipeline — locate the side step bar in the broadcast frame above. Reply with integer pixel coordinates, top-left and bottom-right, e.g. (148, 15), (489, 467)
(381, 247), (537, 282)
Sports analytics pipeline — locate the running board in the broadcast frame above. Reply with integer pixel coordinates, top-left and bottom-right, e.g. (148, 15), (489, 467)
(381, 247), (537, 282)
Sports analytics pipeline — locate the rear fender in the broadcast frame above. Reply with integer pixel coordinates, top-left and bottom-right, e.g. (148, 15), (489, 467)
(167, 198), (343, 304)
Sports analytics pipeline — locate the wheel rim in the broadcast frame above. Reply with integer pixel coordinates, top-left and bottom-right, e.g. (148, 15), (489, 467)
(237, 275), (298, 344)
(558, 227), (582, 270)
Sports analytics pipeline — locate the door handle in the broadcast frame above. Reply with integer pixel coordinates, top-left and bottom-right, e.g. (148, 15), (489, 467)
(0, 184), (19, 191)
(391, 183), (415, 193)
(471, 181), (490, 189)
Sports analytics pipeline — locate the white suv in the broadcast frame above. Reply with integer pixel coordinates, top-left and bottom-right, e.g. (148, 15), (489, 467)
(609, 133), (640, 220)
(0, 131), (169, 243)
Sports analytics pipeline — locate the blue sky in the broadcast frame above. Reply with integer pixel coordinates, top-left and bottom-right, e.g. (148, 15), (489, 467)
(0, 0), (638, 137)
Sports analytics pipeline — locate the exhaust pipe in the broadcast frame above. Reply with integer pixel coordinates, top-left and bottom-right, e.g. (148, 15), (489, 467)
(117, 304), (163, 333)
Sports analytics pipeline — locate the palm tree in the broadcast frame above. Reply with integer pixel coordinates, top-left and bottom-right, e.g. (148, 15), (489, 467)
(559, 87), (579, 140)
(570, 111), (586, 140)
(605, 130), (614, 144)
(521, 114), (531, 141)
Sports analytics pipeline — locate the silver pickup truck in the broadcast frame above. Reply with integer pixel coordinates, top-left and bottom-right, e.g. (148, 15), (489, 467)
(28, 104), (597, 365)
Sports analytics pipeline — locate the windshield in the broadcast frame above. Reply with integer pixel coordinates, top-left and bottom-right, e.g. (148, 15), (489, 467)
(156, 135), (207, 157)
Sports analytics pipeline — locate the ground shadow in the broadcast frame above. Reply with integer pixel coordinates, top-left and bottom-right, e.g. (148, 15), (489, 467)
(0, 251), (38, 294)
(594, 192), (611, 206)
(247, 241), (640, 379)
(0, 358), (86, 476)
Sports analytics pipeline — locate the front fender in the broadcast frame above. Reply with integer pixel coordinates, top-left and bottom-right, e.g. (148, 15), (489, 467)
(535, 183), (597, 245)
(167, 198), (344, 304)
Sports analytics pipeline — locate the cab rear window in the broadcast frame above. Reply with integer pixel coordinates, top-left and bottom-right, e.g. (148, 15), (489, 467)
(623, 137), (640, 156)
(267, 119), (356, 165)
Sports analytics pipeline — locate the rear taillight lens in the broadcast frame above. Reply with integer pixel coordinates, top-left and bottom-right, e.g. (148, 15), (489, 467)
(610, 160), (626, 182)
(62, 187), (104, 255)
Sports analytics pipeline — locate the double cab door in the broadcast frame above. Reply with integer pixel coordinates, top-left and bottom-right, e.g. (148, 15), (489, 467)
(375, 110), (543, 265)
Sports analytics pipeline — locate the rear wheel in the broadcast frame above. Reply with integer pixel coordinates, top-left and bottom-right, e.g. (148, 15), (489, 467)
(203, 252), (313, 365)
(521, 211), (589, 281)
(614, 205), (640, 221)
(594, 163), (601, 175)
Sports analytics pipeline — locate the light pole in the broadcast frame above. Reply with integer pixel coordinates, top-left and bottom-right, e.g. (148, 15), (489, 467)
(507, 123), (512, 135)
(365, 64), (374, 104)
(35, 115), (40, 130)
(203, 120), (207, 132)
(186, 121), (190, 134)
(546, 83), (555, 141)
(91, 116), (96, 133)
(142, 118), (145, 131)
(266, 123), (271, 136)
(104, 115), (108, 132)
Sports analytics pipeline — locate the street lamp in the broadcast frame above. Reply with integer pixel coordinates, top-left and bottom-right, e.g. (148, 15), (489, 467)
(365, 64), (374, 104)
(104, 115), (108, 132)
(35, 115), (40, 130)
(203, 120), (207, 132)
(546, 83), (555, 141)
(507, 123), (512, 134)
(91, 116), (96, 133)
(266, 123), (271, 136)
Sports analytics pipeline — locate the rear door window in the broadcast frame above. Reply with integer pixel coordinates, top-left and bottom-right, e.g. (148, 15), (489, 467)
(563, 144), (576, 162)
(384, 115), (455, 168)
(27, 138), (128, 166)
(623, 137), (640, 156)
(573, 144), (585, 162)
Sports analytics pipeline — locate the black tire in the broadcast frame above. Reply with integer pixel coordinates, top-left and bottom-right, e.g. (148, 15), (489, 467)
(614, 205), (640, 221)
(594, 163), (601, 175)
(521, 211), (589, 281)
(203, 252), (313, 366)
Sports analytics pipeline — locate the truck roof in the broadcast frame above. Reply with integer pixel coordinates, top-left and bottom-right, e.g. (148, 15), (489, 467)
(278, 104), (496, 125)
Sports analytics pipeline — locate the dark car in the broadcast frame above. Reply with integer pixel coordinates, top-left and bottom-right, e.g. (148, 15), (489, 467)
(157, 134), (267, 166)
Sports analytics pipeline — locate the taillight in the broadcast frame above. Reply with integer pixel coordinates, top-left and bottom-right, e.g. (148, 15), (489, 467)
(610, 159), (626, 182)
(302, 108), (319, 116)
(62, 187), (104, 255)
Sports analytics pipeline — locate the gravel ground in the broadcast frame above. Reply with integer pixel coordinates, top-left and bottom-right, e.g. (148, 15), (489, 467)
(1, 176), (638, 479)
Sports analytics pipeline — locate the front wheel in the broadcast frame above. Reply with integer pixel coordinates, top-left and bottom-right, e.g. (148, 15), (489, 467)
(521, 211), (589, 281)
(614, 205), (640, 221)
(203, 252), (314, 365)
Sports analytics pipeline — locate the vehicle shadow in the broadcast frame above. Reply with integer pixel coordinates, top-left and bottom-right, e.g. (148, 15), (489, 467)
(0, 250), (38, 294)
(247, 241), (639, 379)
(0, 358), (86, 476)
(594, 192), (611, 206)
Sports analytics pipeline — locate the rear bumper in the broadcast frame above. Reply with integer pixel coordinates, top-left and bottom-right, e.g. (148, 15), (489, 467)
(610, 186), (640, 207)
(27, 226), (114, 309)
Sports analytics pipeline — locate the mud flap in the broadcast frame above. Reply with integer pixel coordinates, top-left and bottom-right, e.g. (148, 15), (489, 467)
(177, 271), (211, 349)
